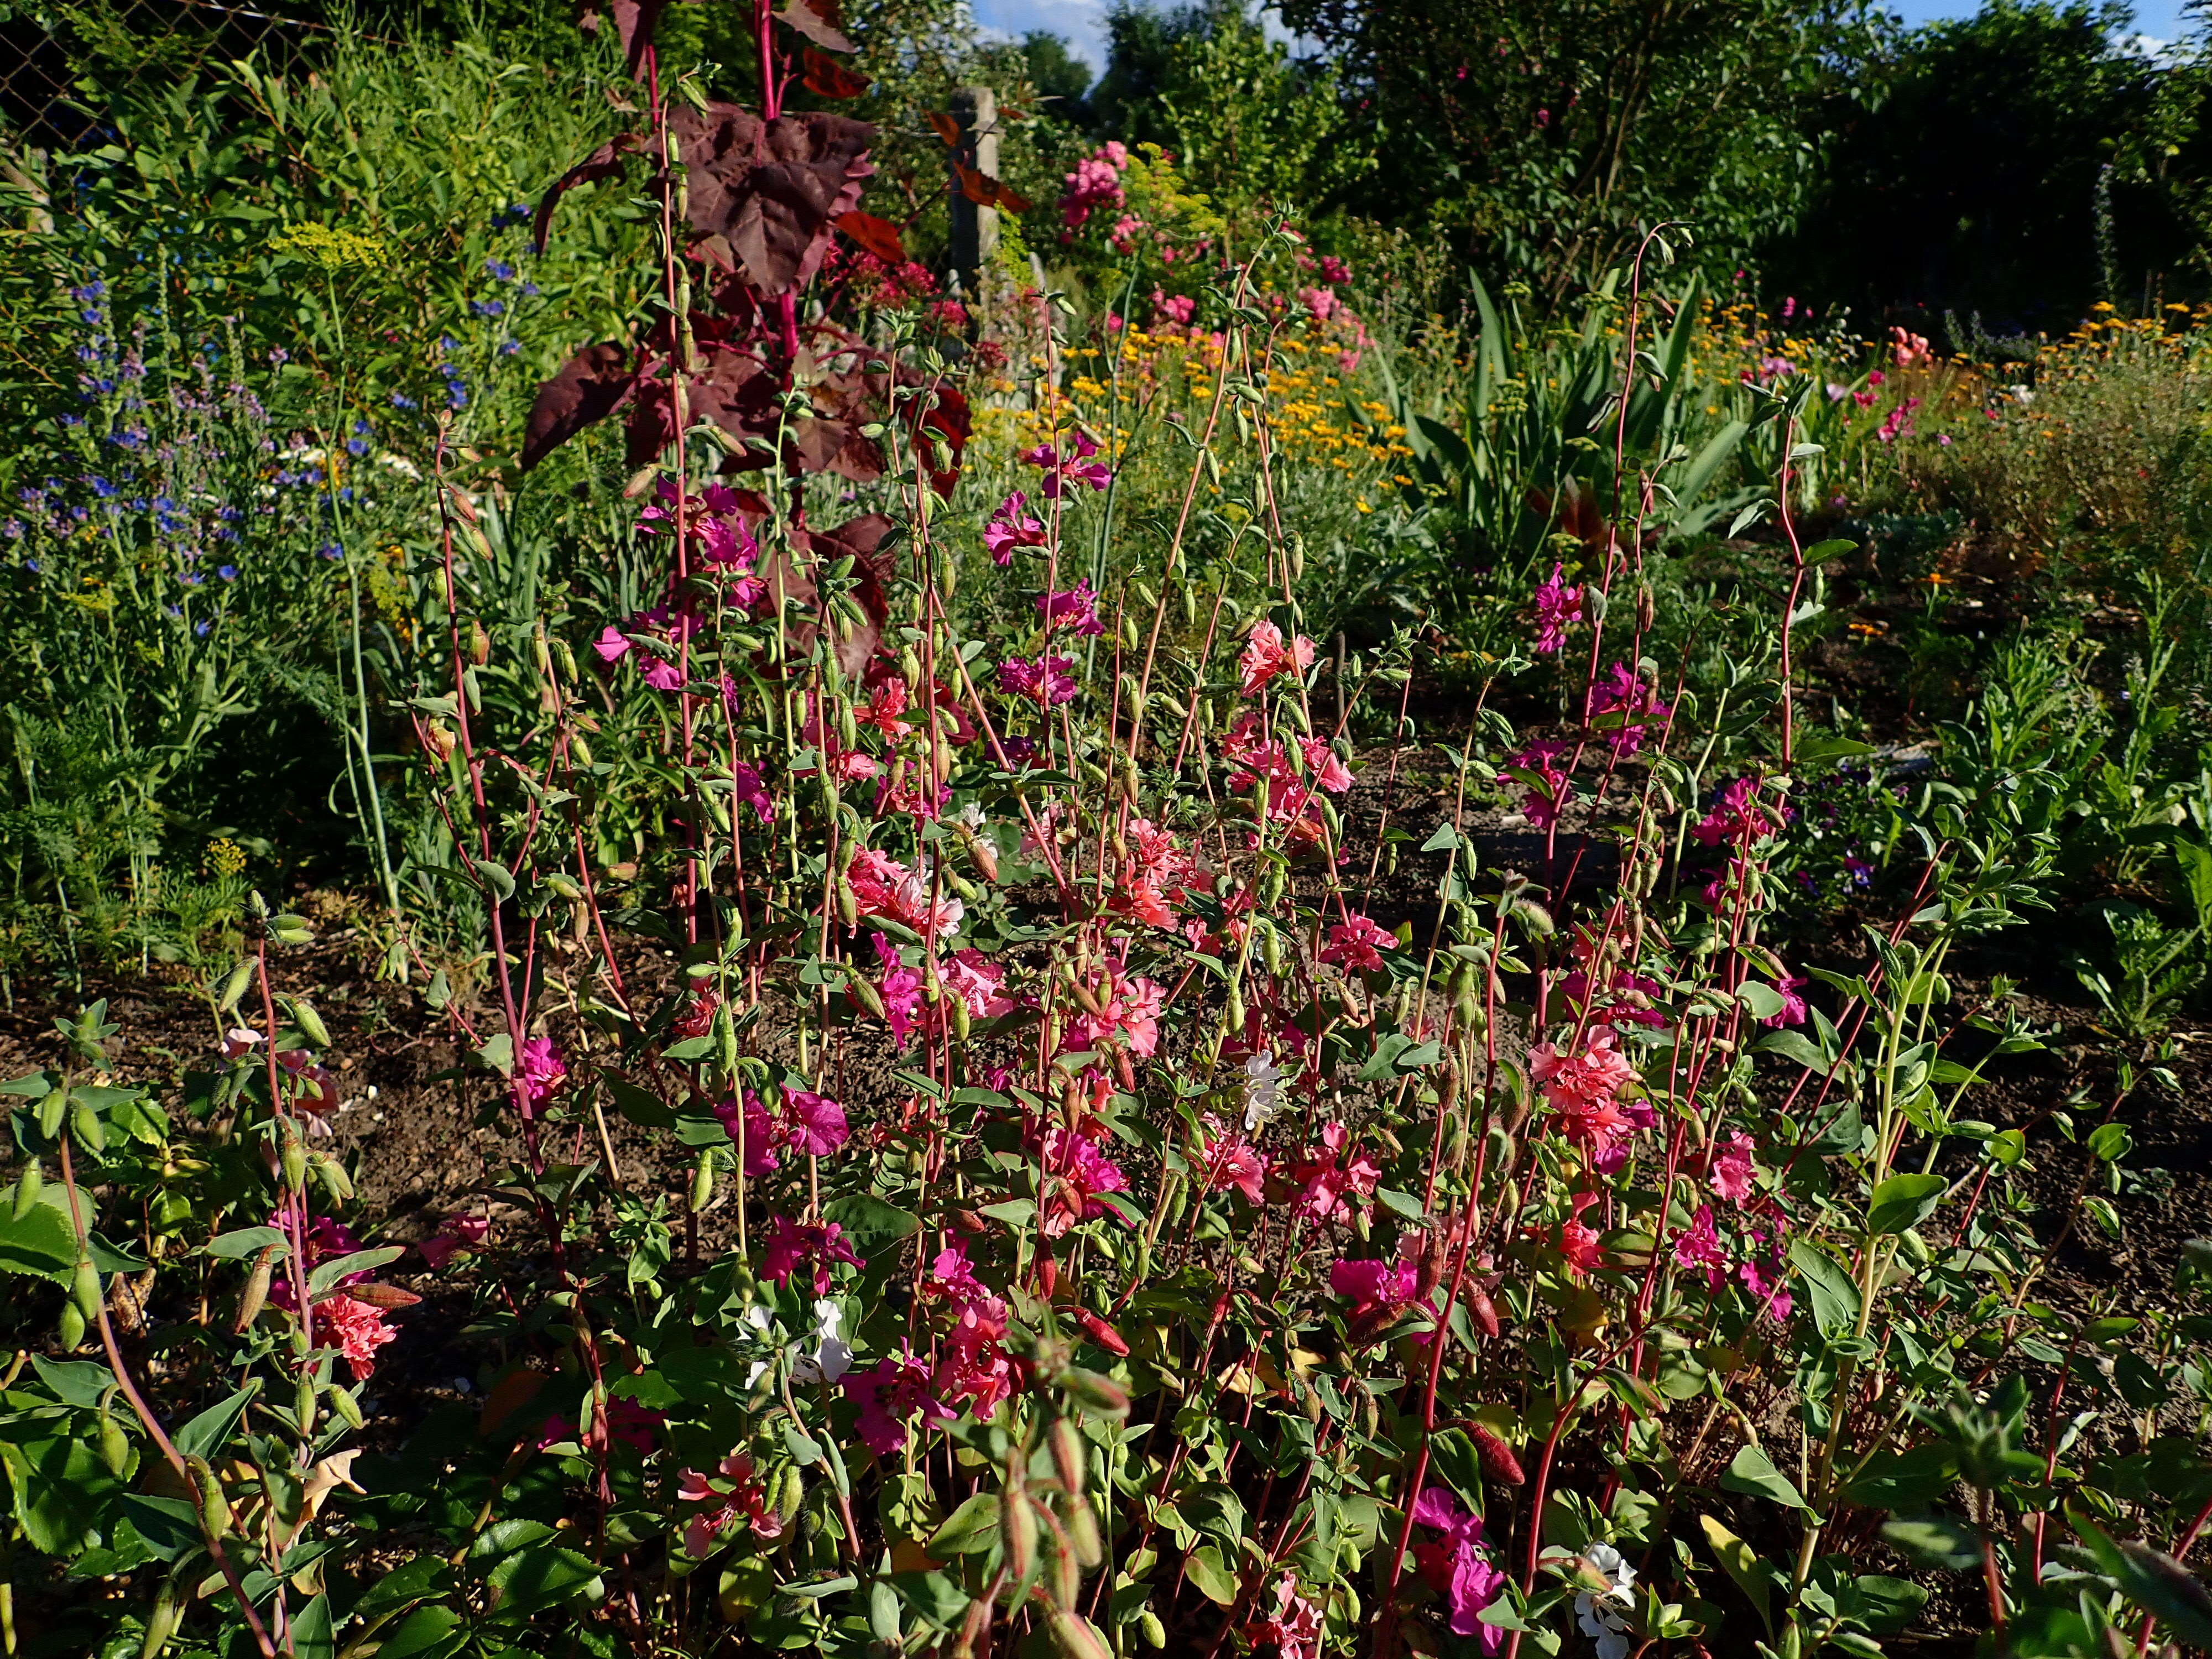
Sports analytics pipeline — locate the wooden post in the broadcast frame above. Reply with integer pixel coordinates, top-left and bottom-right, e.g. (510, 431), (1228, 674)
(948, 85), (998, 288)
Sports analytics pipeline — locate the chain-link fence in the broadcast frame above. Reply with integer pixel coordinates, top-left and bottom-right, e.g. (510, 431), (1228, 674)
(1, 0), (332, 149)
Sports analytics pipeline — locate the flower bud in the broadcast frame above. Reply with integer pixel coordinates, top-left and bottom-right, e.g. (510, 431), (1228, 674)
(347, 1282), (421, 1311)
(1463, 1281), (1501, 1340)
(469, 619), (491, 666)
(296, 1372), (317, 1436)
(1471, 1422), (1526, 1486)
(422, 721), (457, 762)
(1036, 1497), (1080, 1607)
(690, 1149), (715, 1213)
(57, 1301), (85, 1350)
(36, 1087), (66, 1139)
(1071, 1310), (1128, 1358)
(235, 1247), (274, 1332)
(280, 1124), (307, 1193)
(1138, 1608), (1166, 1649)
(217, 958), (257, 1014)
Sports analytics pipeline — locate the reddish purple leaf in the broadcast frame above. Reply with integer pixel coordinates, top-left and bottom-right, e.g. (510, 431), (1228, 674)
(522, 343), (637, 471)
(534, 132), (645, 255)
(775, 0), (853, 52)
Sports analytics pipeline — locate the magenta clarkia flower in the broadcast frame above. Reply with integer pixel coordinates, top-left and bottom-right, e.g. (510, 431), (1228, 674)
(984, 492), (1046, 566)
(1531, 562), (1583, 653)
(1409, 1486), (1507, 1646)
(593, 625), (630, 664)
(1036, 580), (1104, 635)
(998, 654), (1076, 707)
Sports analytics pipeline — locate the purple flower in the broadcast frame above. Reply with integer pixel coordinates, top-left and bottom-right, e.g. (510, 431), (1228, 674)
(1410, 1486), (1507, 1647)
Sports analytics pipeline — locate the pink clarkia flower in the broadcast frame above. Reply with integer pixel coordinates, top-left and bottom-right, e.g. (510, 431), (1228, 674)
(1239, 618), (1317, 696)
(1321, 914), (1396, 972)
(1038, 1121), (1131, 1237)
(1195, 1113), (1269, 1203)
(1586, 662), (1669, 756)
(843, 1354), (953, 1455)
(1290, 1122), (1380, 1223)
(997, 654), (1077, 707)
(1765, 972), (1808, 1027)
(1693, 777), (1777, 848)
(730, 759), (773, 823)
(320, 1294), (399, 1380)
(760, 1215), (865, 1295)
(518, 1036), (567, 1118)
(983, 491), (1046, 566)
(1244, 1574), (1325, 1659)
(1037, 580), (1105, 635)
(1301, 737), (1353, 793)
(1329, 1253), (1417, 1312)
(641, 657), (684, 692)
(1709, 1131), (1757, 1203)
(592, 624), (630, 664)
(1500, 740), (1572, 828)
(1531, 562), (1583, 653)
(1410, 1486), (1508, 1647)
(1067, 965), (1165, 1058)
(1673, 1203), (1730, 1287)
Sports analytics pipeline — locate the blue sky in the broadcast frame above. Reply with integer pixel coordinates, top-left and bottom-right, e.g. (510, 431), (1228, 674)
(973, 0), (2203, 76)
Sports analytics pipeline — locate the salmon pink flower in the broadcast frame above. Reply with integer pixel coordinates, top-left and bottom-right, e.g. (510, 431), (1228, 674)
(1239, 618), (1316, 696)
(1245, 1574), (1324, 1659)
(1673, 1203), (1730, 1287)
(1708, 1131), (1757, 1203)
(1321, 914), (1395, 972)
(320, 1293), (399, 1380)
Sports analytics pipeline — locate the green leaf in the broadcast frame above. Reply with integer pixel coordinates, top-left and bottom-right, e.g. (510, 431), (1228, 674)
(978, 1199), (1036, 1227)
(1881, 1516), (1983, 1572)
(289, 1592), (335, 1659)
(1720, 1443), (1807, 1510)
(822, 1193), (920, 1245)
(1867, 1172), (1946, 1234)
(603, 1072), (676, 1129)
(483, 1544), (604, 1620)
(352, 1555), (454, 1623)
(1375, 1188), (1426, 1222)
(475, 1033), (514, 1077)
(1788, 1238), (1861, 1335)
(373, 1604), (465, 1659)
(28, 1356), (112, 1408)
(205, 1225), (289, 1260)
(1184, 1543), (1238, 1605)
(471, 858), (517, 902)
(1801, 538), (1857, 566)
(309, 1246), (405, 1298)
(927, 1491), (999, 1556)
(1847, 1574), (1928, 1635)
(174, 1383), (260, 1462)
(0, 1191), (77, 1282)
(1698, 1515), (1772, 1632)
(2074, 1521), (2212, 1649)
(1735, 981), (1788, 1021)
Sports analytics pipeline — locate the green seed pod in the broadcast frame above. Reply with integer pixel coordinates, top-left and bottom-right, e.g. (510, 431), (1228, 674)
(281, 1125), (307, 1193)
(312, 1151), (354, 1203)
(12, 1160), (40, 1219)
(1138, 1608), (1166, 1650)
(1047, 1416), (1086, 1498)
(1260, 925), (1284, 976)
(73, 1257), (103, 1323)
(295, 1372), (318, 1436)
(546, 872), (582, 901)
(72, 1099), (105, 1153)
(288, 999), (331, 1050)
(778, 1465), (805, 1526)
(36, 1087), (67, 1139)
(1037, 1498), (1080, 1608)
(950, 993), (971, 1042)
(331, 1385), (364, 1432)
(189, 1455), (231, 1538)
(1045, 1605), (1113, 1659)
(140, 1577), (182, 1657)
(98, 1405), (129, 1477)
(1001, 1475), (1037, 1585)
(690, 1149), (715, 1213)
(57, 1301), (85, 1350)
(1224, 985), (1245, 1034)
(217, 958), (256, 1014)
(1059, 1489), (1102, 1569)
(836, 878), (860, 930)
(235, 1247), (274, 1331)
(1060, 1369), (1130, 1420)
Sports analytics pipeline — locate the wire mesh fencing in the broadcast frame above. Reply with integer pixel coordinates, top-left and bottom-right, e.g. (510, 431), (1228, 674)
(1, 0), (331, 150)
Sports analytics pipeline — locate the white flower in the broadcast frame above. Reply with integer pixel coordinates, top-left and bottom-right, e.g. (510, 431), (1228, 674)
(794, 1299), (853, 1384)
(1574, 1543), (1636, 1659)
(1243, 1050), (1284, 1131)
(957, 801), (985, 831)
